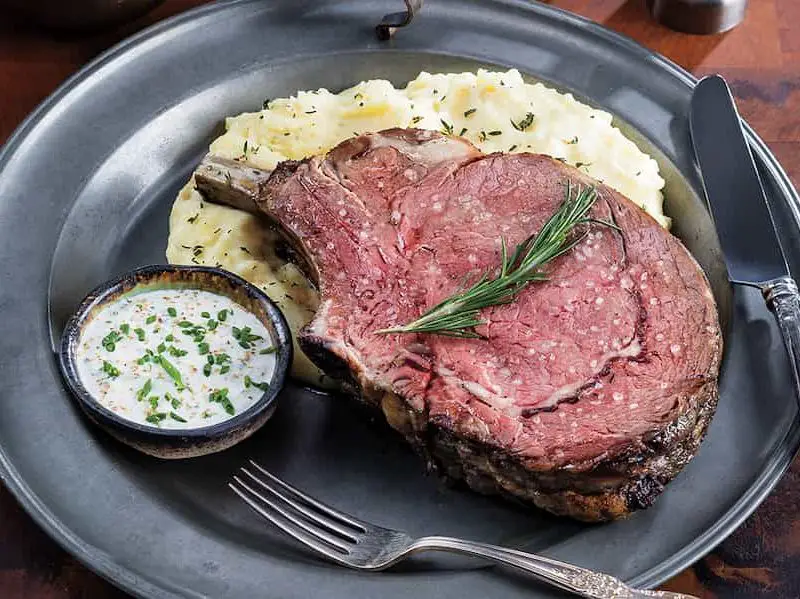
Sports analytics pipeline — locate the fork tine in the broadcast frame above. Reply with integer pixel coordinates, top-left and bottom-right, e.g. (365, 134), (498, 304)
(241, 467), (361, 542)
(229, 478), (353, 558)
(248, 460), (367, 531)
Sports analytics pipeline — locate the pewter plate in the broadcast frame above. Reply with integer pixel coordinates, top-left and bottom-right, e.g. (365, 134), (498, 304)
(0, 1), (798, 597)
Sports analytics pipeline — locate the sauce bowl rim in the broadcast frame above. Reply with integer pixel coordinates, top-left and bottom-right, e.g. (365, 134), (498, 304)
(58, 264), (293, 440)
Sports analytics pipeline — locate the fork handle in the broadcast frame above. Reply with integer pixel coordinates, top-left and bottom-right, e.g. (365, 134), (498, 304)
(408, 536), (697, 599)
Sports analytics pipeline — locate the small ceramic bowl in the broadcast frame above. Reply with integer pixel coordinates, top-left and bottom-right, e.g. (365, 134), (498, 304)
(58, 265), (293, 459)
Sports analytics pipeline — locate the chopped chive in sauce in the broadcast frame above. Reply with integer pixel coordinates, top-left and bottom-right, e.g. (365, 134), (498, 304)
(119, 324), (130, 335)
(209, 388), (235, 415)
(169, 412), (187, 423)
(178, 321), (193, 328)
(145, 412), (167, 425)
(207, 320), (218, 330)
(149, 396), (159, 409)
(146, 315), (157, 325)
(197, 342), (210, 355)
(244, 375), (270, 392)
(102, 361), (120, 378)
(203, 363), (212, 377)
(136, 379), (153, 402)
(201, 311), (210, 318)
(165, 334), (175, 342)
(166, 392), (181, 409)
(134, 328), (146, 342)
(167, 307), (177, 317)
(154, 355), (185, 391)
(101, 330), (122, 352)
(217, 309), (229, 322)
(157, 343), (167, 354)
(463, 108), (477, 117)
(259, 347), (277, 355)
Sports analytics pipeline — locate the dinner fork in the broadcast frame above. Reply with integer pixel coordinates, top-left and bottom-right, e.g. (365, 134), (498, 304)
(229, 461), (698, 599)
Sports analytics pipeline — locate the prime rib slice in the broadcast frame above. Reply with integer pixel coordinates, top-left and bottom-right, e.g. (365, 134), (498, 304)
(195, 128), (722, 522)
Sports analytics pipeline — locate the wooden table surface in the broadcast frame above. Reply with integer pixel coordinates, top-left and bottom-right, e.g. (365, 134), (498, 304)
(2, 0), (799, 597)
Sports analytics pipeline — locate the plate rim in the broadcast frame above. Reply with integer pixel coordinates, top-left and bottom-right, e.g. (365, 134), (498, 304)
(1, 1), (799, 597)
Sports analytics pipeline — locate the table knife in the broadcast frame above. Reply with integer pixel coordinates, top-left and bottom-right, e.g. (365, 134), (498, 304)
(690, 74), (800, 390)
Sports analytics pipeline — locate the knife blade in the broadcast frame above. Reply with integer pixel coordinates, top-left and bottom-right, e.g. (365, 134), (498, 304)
(690, 74), (800, 395)
(689, 74), (789, 286)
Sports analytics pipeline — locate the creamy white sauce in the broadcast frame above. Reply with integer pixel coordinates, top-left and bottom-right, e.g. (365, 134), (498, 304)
(76, 289), (277, 429)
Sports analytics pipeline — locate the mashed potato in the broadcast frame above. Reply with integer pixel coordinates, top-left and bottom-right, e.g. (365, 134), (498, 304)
(167, 69), (667, 385)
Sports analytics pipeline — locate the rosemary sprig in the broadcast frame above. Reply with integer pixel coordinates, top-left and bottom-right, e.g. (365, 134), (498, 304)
(375, 182), (599, 338)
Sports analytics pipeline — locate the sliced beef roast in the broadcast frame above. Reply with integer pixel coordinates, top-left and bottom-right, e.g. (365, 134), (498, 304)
(196, 129), (722, 522)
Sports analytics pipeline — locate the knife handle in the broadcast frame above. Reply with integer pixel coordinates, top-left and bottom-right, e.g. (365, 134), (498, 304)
(764, 276), (800, 398)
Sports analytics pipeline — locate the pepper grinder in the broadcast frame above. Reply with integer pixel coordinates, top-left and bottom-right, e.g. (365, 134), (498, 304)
(646, 0), (748, 34)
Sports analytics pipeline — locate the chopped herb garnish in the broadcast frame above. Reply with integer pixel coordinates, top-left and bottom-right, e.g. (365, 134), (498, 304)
(215, 353), (231, 364)
(217, 309), (229, 322)
(458, 127), (468, 137)
(509, 144), (518, 152)
(488, 130), (502, 136)
(244, 375), (270, 392)
(201, 311), (210, 318)
(178, 321), (193, 328)
(168, 346), (188, 358)
(440, 119), (454, 136)
(259, 347), (278, 355)
(120, 324), (130, 335)
(207, 355), (215, 365)
(187, 214), (199, 224)
(154, 355), (185, 391)
(511, 112), (535, 132)
(209, 388), (235, 415)
(166, 392), (181, 409)
(169, 412), (187, 423)
(566, 136), (579, 144)
(203, 363), (212, 377)
(198, 342), (210, 355)
(207, 320), (218, 330)
(165, 334), (174, 342)
(240, 246), (251, 255)
(233, 326), (262, 345)
(411, 115), (424, 125)
(101, 330), (122, 352)
(134, 328), (146, 342)
(145, 413), (167, 425)
(136, 379), (153, 402)
(146, 315), (157, 325)
(101, 361), (120, 378)
(262, 98), (271, 110)
(243, 140), (248, 155)
(149, 396), (159, 410)
(464, 108), (477, 117)
(167, 307), (177, 317)
(157, 343), (167, 353)
(220, 365), (231, 375)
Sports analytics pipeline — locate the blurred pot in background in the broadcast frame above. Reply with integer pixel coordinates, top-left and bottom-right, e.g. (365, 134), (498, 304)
(1, 0), (165, 31)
